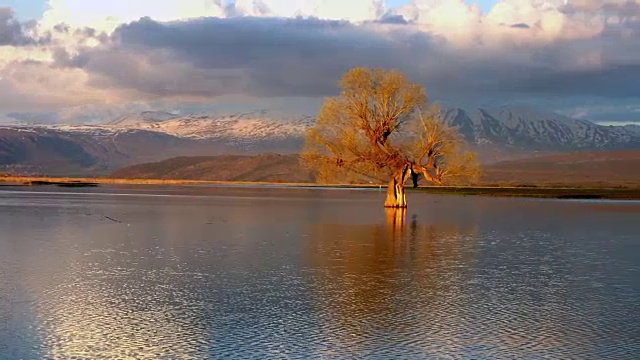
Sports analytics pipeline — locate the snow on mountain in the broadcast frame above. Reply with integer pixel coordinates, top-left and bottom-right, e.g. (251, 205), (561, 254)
(621, 124), (640, 136)
(106, 110), (315, 141)
(441, 106), (640, 150)
(29, 106), (639, 151)
(40, 125), (131, 137)
(98, 106), (640, 151)
(108, 111), (179, 127)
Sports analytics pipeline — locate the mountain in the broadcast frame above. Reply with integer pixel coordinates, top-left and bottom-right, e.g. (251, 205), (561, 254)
(111, 150), (640, 188)
(107, 110), (314, 142)
(442, 107), (640, 151)
(0, 126), (228, 176)
(105, 106), (640, 156)
(0, 110), (309, 175)
(1, 107), (639, 176)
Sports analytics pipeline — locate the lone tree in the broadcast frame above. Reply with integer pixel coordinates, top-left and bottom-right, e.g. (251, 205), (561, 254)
(301, 67), (480, 208)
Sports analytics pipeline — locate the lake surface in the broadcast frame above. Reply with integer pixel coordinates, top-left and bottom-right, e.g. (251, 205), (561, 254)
(0, 185), (638, 359)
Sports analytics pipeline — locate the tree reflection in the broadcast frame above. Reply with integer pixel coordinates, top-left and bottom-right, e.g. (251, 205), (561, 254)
(304, 209), (479, 355)
(385, 207), (406, 239)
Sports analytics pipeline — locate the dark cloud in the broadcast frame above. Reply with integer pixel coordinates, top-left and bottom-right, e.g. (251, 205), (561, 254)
(375, 14), (409, 24)
(57, 15), (640, 103)
(601, 0), (640, 18)
(507, 65), (640, 98)
(64, 17), (433, 98)
(0, 7), (32, 45)
(0, 7), (52, 46)
(53, 23), (71, 33)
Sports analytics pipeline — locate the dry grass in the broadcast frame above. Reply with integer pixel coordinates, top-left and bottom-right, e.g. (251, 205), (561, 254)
(0, 175), (374, 188)
(2, 174), (638, 190)
(482, 149), (640, 188)
(2, 175), (639, 199)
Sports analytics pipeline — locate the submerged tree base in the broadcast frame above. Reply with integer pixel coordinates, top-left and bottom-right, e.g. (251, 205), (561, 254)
(384, 183), (408, 208)
(384, 166), (411, 208)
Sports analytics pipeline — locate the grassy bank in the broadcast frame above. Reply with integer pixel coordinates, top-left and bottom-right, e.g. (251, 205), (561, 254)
(0, 176), (361, 188)
(1, 176), (639, 200)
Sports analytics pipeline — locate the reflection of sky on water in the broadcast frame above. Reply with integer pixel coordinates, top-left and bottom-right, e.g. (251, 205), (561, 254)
(304, 209), (477, 357)
(305, 205), (639, 358)
(0, 205), (208, 358)
(0, 186), (638, 359)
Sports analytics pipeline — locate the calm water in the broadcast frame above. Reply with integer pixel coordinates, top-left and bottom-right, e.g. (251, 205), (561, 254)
(0, 185), (638, 359)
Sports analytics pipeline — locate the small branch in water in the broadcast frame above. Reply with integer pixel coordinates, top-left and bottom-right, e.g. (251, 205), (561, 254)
(103, 216), (122, 224)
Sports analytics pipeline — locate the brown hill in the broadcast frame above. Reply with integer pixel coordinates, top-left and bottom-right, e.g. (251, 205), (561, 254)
(0, 126), (303, 177)
(111, 150), (640, 188)
(482, 149), (640, 187)
(0, 127), (232, 176)
(110, 153), (314, 183)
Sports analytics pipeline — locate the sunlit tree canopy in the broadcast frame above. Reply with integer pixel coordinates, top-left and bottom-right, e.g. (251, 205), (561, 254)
(301, 67), (480, 207)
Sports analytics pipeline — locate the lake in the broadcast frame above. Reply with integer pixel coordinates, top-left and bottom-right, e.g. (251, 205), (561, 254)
(0, 185), (638, 359)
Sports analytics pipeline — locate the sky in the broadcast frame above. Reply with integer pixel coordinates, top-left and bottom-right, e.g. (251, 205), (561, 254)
(0, 0), (639, 124)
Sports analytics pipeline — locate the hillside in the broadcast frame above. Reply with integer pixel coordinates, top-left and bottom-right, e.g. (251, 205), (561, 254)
(110, 153), (313, 183)
(111, 150), (640, 188)
(482, 149), (640, 187)
(0, 126), (204, 175)
(0, 124), (300, 176)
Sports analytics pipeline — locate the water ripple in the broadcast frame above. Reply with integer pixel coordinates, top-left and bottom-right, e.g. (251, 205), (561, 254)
(0, 189), (638, 359)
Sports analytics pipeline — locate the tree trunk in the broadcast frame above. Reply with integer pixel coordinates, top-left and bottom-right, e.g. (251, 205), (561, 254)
(384, 165), (411, 208)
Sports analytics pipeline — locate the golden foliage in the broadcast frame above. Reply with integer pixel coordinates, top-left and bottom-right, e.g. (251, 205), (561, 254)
(301, 67), (480, 186)
(407, 111), (481, 185)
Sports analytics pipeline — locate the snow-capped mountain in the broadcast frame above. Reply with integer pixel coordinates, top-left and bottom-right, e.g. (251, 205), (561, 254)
(0, 110), (311, 175)
(106, 110), (315, 141)
(21, 106), (639, 150)
(99, 106), (640, 150)
(1, 106), (639, 176)
(442, 106), (640, 150)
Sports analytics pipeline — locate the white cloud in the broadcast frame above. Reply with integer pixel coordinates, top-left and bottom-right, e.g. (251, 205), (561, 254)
(41, 0), (226, 33)
(485, 0), (605, 43)
(0, 59), (136, 112)
(34, 0), (637, 45)
(388, 0), (483, 45)
(41, 0), (384, 28)
(233, 0), (384, 22)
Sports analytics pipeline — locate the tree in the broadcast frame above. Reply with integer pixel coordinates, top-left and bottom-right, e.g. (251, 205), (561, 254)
(301, 67), (480, 208)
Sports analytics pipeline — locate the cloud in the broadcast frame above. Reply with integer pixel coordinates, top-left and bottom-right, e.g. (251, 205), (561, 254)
(387, 0), (483, 45)
(54, 4), (639, 100)
(0, 7), (38, 46)
(231, 0), (384, 22)
(60, 17), (431, 100)
(0, 58), (133, 112)
(41, 0), (226, 32)
(0, 0), (639, 123)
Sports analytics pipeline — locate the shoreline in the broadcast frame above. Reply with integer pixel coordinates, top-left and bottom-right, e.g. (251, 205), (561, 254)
(1, 176), (639, 200)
